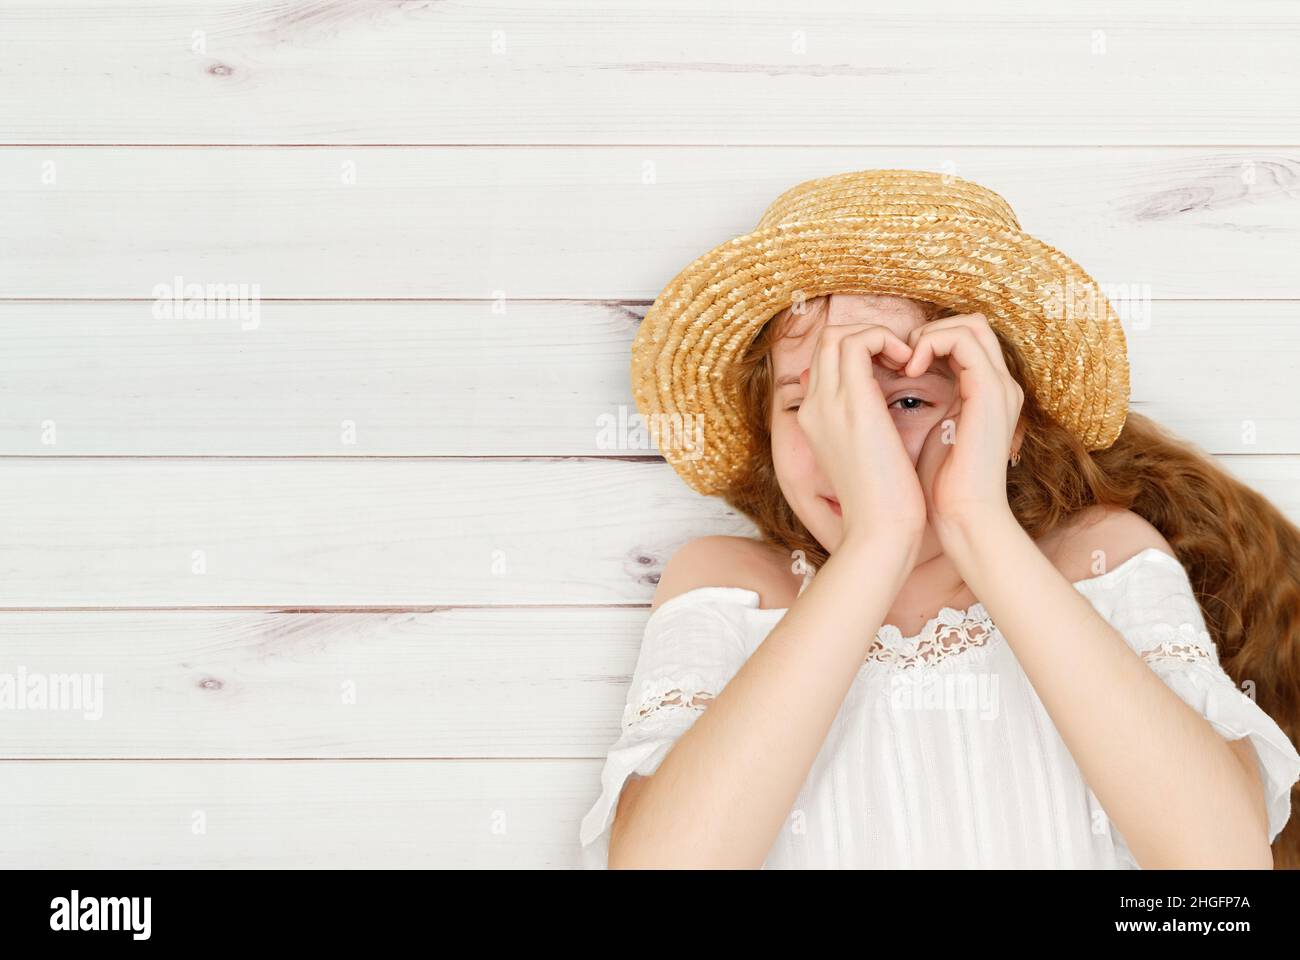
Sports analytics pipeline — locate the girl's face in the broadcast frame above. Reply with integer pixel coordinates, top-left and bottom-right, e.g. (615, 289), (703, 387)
(769, 293), (958, 551)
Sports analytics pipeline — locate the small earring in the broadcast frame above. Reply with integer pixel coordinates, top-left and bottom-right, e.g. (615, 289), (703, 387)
(1009, 450), (1021, 467)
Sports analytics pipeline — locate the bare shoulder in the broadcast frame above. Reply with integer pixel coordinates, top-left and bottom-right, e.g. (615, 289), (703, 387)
(1045, 504), (1177, 583)
(651, 535), (804, 613)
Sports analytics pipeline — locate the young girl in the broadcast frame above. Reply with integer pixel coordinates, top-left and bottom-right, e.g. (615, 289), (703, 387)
(578, 170), (1300, 869)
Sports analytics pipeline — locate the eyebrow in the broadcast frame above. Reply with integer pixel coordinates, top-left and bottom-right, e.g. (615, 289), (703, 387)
(774, 364), (953, 389)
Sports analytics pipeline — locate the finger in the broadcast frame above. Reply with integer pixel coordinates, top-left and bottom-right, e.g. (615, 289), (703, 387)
(909, 329), (998, 442)
(838, 326), (912, 407)
(812, 322), (910, 396)
(838, 324), (913, 376)
(905, 326), (996, 405)
(914, 316), (1026, 423)
(907, 313), (1000, 366)
(808, 319), (838, 396)
(915, 414), (950, 493)
(911, 319), (1024, 423)
(911, 328), (1006, 452)
(909, 323), (987, 379)
(906, 312), (1010, 378)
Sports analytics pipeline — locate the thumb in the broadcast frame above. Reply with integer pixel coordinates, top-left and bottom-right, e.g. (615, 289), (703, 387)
(915, 417), (950, 495)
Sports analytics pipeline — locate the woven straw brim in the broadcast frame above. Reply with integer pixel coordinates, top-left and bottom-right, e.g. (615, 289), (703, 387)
(631, 216), (1130, 497)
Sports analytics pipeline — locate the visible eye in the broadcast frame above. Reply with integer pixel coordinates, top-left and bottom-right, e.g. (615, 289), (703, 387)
(890, 396), (932, 414)
(787, 396), (930, 414)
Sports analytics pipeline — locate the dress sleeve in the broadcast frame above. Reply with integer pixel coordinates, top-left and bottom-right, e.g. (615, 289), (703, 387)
(1077, 548), (1300, 868)
(578, 587), (755, 868)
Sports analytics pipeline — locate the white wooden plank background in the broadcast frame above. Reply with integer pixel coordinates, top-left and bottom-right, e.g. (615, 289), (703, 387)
(2, 1), (1297, 145)
(0, 761), (587, 868)
(2, 300), (1298, 455)
(0, 460), (759, 606)
(0, 609), (647, 758)
(0, 458), (1295, 609)
(2, 148), (1298, 298)
(1, 0), (1298, 868)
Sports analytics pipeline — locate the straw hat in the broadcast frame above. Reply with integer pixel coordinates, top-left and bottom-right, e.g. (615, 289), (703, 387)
(629, 168), (1130, 497)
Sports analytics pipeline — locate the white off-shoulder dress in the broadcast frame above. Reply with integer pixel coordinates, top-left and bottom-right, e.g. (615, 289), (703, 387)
(579, 546), (1300, 868)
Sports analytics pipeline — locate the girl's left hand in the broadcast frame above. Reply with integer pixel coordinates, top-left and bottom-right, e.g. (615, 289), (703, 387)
(904, 312), (1024, 541)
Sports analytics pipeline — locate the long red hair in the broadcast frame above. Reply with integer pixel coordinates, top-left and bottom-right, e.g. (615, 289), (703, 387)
(724, 294), (1300, 868)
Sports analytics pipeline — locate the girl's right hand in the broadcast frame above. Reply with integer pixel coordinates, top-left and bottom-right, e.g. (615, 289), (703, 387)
(795, 322), (928, 549)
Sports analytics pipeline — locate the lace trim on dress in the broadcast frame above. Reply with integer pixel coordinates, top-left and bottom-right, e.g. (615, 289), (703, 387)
(1137, 622), (1216, 666)
(622, 673), (718, 730)
(625, 606), (1004, 730)
(622, 610), (1218, 729)
(867, 603), (997, 670)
